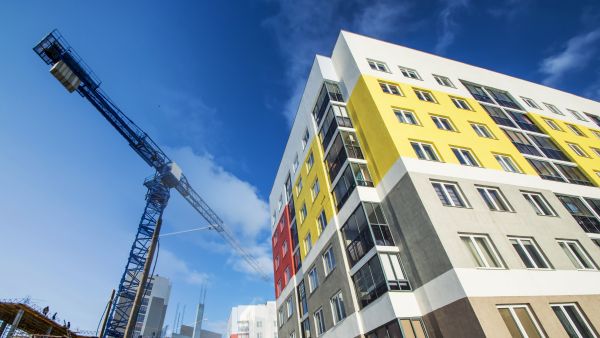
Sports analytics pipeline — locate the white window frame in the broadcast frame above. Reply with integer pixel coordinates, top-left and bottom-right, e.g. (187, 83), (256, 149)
(477, 186), (513, 212)
(311, 179), (320, 200)
(494, 154), (521, 173)
(398, 66), (422, 80)
(414, 89), (436, 103)
(451, 147), (480, 167)
(433, 74), (454, 87)
(317, 210), (327, 234)
(313, 308), (326, 336)
(284, 266), (291, 283)
(330, 291), (346, 325)
(379, 81), (403, 96)
(509, 236), (552, 269)
(411, 141), (440, 161)
(308, 266), (319, 293)
(521, 97), (541, 109)
(302, 129), (310, 149)
(566, 124), (585, 136)
(431, 115), (455, 131)
(551, 303), (597, 338)
(451, 97), (472, 110)
(393, 108), (419, 125)
(304, 233), (312, 253)
(543, 118), (562, 131)
(296, 177), (303, 195)
(278, 308), (285, 327)
(367, 59), (389, 72)
(293, 155), (299, 174)
(522, 192), (556, 216)
(558, 240), (597, 270)
(591, 147), (600, 158)
(460, 234), (504, 268)
(544, 103), (564, 115)
(307, 152), (314, 171)
(497, 304), (546, 338)
(286, 297), (294, 318)
(300, 203), (307, 223)
(592, 130), (600, 139)
(567, 143), (588, 157)
(322, 246), (336, 276)
(568, 109), (588, 122)
(471, 123), (494, 138)
(432, 181), (468, 207)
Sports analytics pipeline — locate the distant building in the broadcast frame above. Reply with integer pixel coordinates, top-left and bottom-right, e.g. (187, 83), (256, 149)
(172, 324), (221, 338)
(134, 275), (172, 338)
(226, 302), (276, 338)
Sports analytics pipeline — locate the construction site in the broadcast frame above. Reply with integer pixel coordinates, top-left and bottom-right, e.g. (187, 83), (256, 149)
(0, 29), (268, 338)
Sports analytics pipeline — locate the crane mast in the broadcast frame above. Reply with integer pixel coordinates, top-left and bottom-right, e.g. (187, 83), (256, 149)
(33, 30), (267, 338)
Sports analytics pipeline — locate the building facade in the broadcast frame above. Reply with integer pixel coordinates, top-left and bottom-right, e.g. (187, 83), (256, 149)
(134, 275), (172, 338)
(226, 302), (277, 338)
(269, 31), (600, 338)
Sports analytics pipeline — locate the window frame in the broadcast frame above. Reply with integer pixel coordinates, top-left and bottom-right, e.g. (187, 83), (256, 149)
(431, 181), (469, 207)
(378, 81), (403, 96)
(311, 179), (321, 200)
(522, 191), (556, 216)
(494, 154), (521, 173)
(433, 74), (455, 87)
(509, 236), (552, 269)
(367, 59), (390, 73)
(521, 97), (541, 109)
(451, 147), (481, 167)
(471, 123), (494, 138)
(398, 66), (422, 80)
(566, 123), (586, 137)
(308, 265), (319, 293)
(302, 129), (310, 149)
(431, 115), (456, 131)
(551, 303), (598, 338)
(286, 297), (294, 318)
(322, 245), (336, 276)
(543, 118), (563, 131)
(568, 109), (588, 122)
(544, 103), (564, 115)
(393, 108), (419, 125)
(477, 186), (514, 212)
(558, 239), (597, 270)
(460, 233), (505, 269)
(414, 88), (437, 103)
(304, 232), (312, 253)
(306, 151), (315, 171)
(330, 291), (347, 325)
(411, 141), (442, 161)
(567, 143), (589, 157)
(313, 307), (326, 336)
(451, 97), (472, 110)
(497, 304), (546, 338)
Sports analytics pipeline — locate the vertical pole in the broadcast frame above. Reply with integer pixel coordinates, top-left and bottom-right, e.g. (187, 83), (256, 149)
(123, 217), (163, 338)
(6, 309), (25, 338)
(99, 289), (116, 338)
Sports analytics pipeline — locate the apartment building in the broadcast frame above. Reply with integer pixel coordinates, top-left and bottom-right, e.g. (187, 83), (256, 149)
(226, 301), (277, 338)
(134, 275), (172, 338)
(269, 31), (600, 338)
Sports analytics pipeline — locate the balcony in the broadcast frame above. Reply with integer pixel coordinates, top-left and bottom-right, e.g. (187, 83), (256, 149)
(571, 215), (600, 234)
(512, 142), (542, 156)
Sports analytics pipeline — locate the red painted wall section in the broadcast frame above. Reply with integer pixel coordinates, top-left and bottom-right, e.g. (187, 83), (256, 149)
(271, 205), (295, 299)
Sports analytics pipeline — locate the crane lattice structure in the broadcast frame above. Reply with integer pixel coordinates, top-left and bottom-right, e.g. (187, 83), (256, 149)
(33, 29), (268, 338)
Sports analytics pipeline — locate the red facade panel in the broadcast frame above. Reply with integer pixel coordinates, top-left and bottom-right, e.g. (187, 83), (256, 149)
(271, 205), (295, 299)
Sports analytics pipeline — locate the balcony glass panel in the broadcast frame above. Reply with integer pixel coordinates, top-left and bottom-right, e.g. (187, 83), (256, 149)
(364, 202), (395, 246)
(503, 130), (542, 156)
(557, 195), (600, 234)
(333, 165), (357, 210)
(352, 256), (388, 308)
(482, 104), (517, 127)
(527, 159), (565, 182)
(529, 135), (570, 161)
(556, 164), (594, 186)
(341, 204), (374, 266)
(507, 111), (542, 133)
(351, 162), (374, 187)
(325, 134), (348, 181)
(464, 83), (493, 103)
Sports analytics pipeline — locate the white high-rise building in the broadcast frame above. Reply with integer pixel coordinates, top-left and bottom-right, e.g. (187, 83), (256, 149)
(134, 275), (172, 338)
(226, 302), (277, 338)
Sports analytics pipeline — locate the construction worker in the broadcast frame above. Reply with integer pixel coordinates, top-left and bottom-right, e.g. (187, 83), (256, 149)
(42, 306), (49, 316)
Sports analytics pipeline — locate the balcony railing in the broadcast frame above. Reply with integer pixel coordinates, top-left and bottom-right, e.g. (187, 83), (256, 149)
(571, 215), (600, 234)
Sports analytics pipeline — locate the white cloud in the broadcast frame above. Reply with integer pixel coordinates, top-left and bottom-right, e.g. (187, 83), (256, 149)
(435, 0), (470, 54)
(157, 249), (211, 286)
(540, 28), (600, 85)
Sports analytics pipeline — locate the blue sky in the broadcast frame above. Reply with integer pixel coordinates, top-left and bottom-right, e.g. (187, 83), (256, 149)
(1, 0), (599, 335)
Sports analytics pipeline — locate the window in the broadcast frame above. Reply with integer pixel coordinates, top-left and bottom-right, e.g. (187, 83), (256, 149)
(278, 308), (284, 327)
(414, 89), (437, 102)
(522, 192), (556, 216)
(471, 123), (494, 138)
(451, 97), (471, 110)
(301, 318), (311, 338)
(558, 240), (597, 270)
(317, 210), (327, 234)
(431, 115), (455, 131)
(300, 203), (307, 223)
(364, 202), (395, 246)
(399, 66), (421, 80)
(432, 181), (468, 207)
(308, 266), (319, 292)
(477, 186), (513, 212)
(568, 109), (588, 122)
(552, 303), (597, 338)
(306, 152), (314, 171)
(313, 308), (326, 336)
(367, 59), (389, 72)
(298, 281), (308, 316)
(544, 118), (563, 131)
(460, 234), (504, 268)
(433, 74), (454, 87)
(393, 108), (419, 125)
(556, 195), (600, 233)
(352, 255), (388, 307)
(411, 141), (441, 161)
(592, 130), (600, 139)
(286, 297), (294, 318)
(257, 321), (262, 328)
(296, 177), (303, 195)
(452, 147), (480, 167)
(311, 179), (320, 200)
(293, 155), (299, 173)
(544, 103), (564, 115)
(367, 319), (428, 338)
(509, 237), (551, 269)
(304, 233), (312, 253)
(594, 238), (600, 248)
(497, 304), (545, 338)
(284, 267), (291, 283)
(330, 291), (346, 324)
(568, 143), (589, 157)
(380, 252), (410, 290)
(275, 255), (280, 269)
(302, 129), (310, 149)
(494, 154), (521, 173)
(322, 246), (336, 276)
(277, 279), (282, 295)
(379, 81), (403, 96)
(464, 82), (493, 102)
(591, 147), (600, 158)
(567, 123), (586, 136)
(289, 332), (296, 338)
(521, 97), (541, 109)
(283, 240), (288, 253)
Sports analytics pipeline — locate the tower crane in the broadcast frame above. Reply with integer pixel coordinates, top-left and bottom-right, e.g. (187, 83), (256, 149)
(33, 30), (268, 338)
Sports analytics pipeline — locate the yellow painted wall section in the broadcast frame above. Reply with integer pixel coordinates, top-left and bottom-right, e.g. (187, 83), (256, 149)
(527, 113), (600, 186)
(346, 74), (537, 185)
(293, 138), (336, 260)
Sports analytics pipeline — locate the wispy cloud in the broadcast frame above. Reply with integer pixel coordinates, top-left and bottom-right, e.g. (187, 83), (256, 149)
(435, 0), (470, 54)
(487, 0), (531, 21)
(157, 249), (211, 285)
(540, 28), (600, 85)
